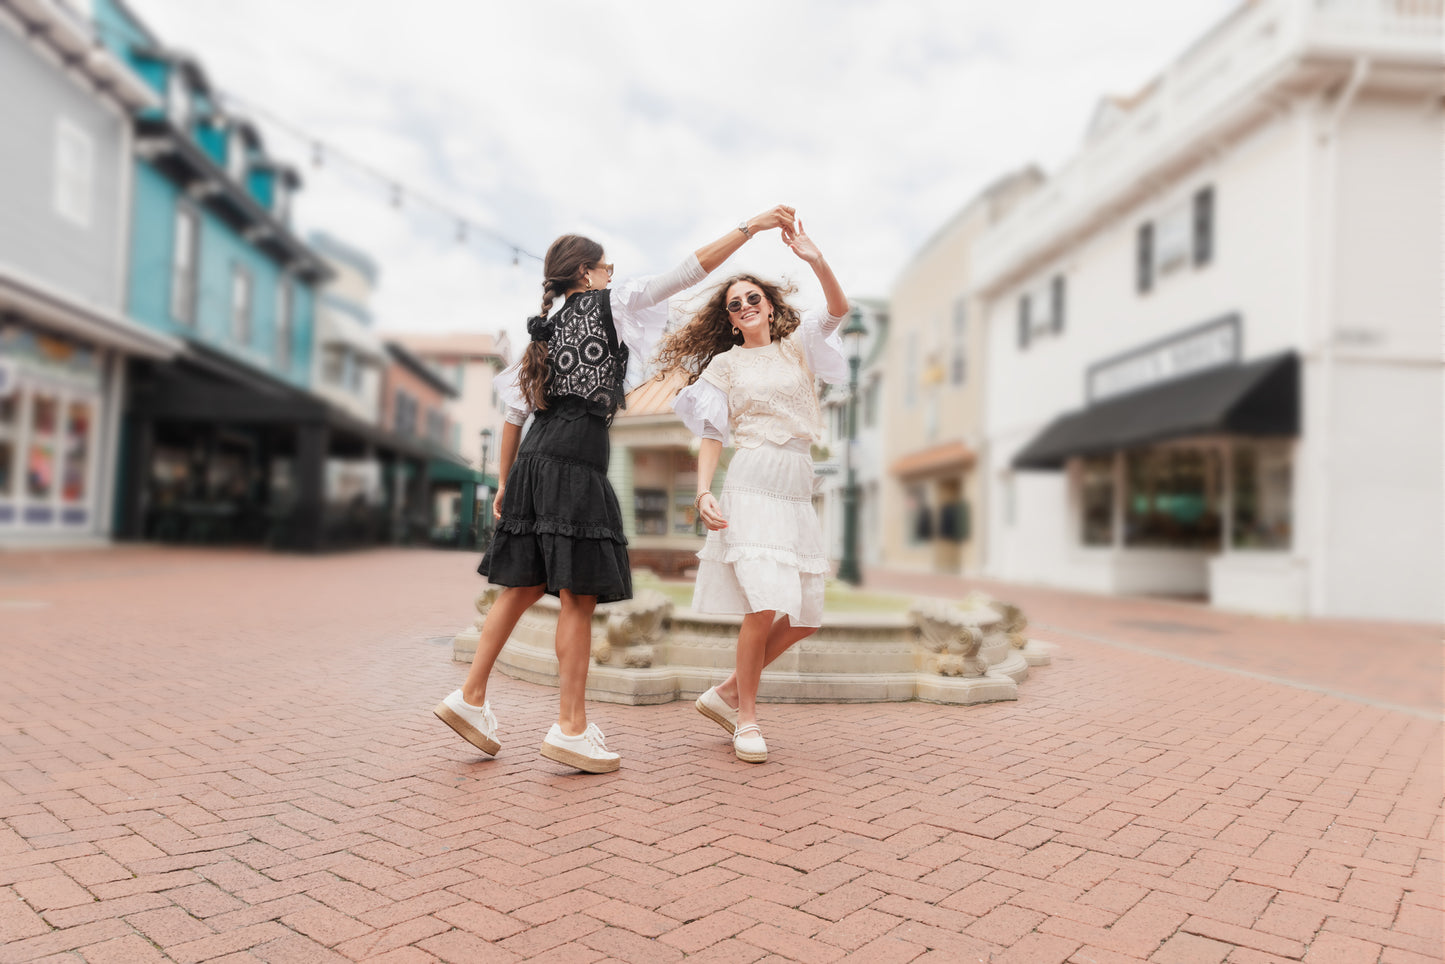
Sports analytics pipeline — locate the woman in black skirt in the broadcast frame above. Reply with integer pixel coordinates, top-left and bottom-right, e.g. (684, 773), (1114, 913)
(435, 206), (796, 772)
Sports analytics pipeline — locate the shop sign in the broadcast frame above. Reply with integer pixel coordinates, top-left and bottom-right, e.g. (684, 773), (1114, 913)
(1087, 314), (1241, 403)
(0, 322), (102, 394)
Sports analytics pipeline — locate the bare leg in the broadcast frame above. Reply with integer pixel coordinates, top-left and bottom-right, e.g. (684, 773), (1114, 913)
(462, 584), (547, 706)
(718, 615), (817, 710)
(555, 589), (598, 736)
(736, 610), (785, 727)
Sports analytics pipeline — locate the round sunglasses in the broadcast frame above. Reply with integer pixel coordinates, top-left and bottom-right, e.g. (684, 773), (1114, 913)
(726, 292), (764, 314)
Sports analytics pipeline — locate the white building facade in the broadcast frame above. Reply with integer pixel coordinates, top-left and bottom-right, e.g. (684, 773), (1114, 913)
(976, 0), (1442, 623)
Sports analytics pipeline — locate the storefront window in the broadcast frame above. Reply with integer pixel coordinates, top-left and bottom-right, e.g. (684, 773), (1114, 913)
(672, 452), (702, 536)
(0, 439), (12, 497)
(27, 392), (59, 500)
(32, 393), (57, 435)
(906, 484), (931, 544)
(28, 442), (55, 499)
(1233, 441), (1292, 549)
(62, 401), (91, 502)
(634, 488), (667, 536)
(1124, 447), (1221, 550)
(0, 394), (15, 499)
(1080, 455), (1114, 546)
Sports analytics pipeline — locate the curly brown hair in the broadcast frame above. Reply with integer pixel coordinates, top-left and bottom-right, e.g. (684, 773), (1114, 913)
(653, 275), (802, 386)
(518, 234), (604, 410)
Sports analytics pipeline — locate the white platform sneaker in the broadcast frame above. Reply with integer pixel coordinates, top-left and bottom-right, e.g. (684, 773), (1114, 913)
(695, 686), (738, 735)
(540, 722), (621, 773)
(434, 689), (501, 756)
(733, 723), (767, 763)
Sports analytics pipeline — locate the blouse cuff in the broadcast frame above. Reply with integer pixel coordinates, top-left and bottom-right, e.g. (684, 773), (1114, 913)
(492, 357), (534, 420)
(672, 378), (729, 444)
(799, 309), (851, 385)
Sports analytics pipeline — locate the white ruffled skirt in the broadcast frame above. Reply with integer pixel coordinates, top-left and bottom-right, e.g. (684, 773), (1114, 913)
(692, 438), (827, 628)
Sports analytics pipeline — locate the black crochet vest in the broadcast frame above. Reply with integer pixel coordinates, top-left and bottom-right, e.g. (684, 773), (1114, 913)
(542, 291), (629, 419)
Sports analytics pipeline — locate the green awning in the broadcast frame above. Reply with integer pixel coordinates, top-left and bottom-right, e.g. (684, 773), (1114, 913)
(427, 457), (496, 488)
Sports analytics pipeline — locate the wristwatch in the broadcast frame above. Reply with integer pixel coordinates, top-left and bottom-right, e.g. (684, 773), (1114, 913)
(736, 219), (752, 239)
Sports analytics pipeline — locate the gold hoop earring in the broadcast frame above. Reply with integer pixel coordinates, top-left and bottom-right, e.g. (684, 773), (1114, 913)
(732, 327), (740, 336)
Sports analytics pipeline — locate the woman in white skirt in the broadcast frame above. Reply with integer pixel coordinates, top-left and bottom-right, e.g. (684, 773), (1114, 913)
(657, 220), (850, 762)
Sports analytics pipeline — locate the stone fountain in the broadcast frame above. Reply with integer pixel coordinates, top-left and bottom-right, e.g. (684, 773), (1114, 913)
(452, 580), (1051, 706)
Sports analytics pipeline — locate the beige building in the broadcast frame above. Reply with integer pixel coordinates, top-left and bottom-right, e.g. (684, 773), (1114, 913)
(880, 169), (1043, 576)
(387, 332), (512, 477)
(607, 371), (731, 578)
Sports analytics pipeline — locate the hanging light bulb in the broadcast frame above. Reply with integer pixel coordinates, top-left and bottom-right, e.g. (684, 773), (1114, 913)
(512, 248), (520, 266)
(390, 183), (402, 208)
(456, 221), (468, 242)
(311, 142), (324, 167)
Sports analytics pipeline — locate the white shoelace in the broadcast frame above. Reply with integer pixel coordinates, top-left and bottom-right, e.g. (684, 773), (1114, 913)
(583, 723), (610, 752)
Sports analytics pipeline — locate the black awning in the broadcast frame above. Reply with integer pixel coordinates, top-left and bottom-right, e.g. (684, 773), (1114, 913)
(1013, 351), (1299, 470)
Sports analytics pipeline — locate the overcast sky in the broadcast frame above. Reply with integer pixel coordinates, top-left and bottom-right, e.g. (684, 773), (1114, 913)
(127, 0), (1240, 351)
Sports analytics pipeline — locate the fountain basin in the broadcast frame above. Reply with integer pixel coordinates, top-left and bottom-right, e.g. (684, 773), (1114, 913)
(452, 586), (1052, 706)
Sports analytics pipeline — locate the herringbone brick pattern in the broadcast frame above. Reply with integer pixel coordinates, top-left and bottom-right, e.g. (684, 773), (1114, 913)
(1, 548), (1439, 963)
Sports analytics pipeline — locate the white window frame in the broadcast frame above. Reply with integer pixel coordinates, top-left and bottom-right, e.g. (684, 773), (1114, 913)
(905, 332), (918, 408)
(950, 297), (968, 387)
(1154, 201), (1191, 277)
(166, 69), (189, 129)
(273, 181), (290, 221)
(170, 206), (200, 325)
(1025, 280), (1053, 336)
(275, 277), (293, 368)
(230, 264), (252, 345)
(227, 130), (248, 181)
(54, 119), (94, 229)
(0, 384), (101, 531)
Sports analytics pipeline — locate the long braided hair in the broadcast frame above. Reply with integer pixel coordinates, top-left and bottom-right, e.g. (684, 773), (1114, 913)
(518, 234), (605, 410)
(653, 275), (802, 386)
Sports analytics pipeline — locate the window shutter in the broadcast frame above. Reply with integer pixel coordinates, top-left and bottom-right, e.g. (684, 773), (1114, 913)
(1017, 295), (1031, 350)
(1193, 186), (1214, 267)
(1137, 223), (1153, 293)
(1051, 275), (1066, 334)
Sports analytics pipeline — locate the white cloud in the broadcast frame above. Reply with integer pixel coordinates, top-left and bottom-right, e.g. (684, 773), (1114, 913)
(127, 0), (1241, 351)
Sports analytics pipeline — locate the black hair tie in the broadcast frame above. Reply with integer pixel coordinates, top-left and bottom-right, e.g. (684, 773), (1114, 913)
(527, 315), (554, 342)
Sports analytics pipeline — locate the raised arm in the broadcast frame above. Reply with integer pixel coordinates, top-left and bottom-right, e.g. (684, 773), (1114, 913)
(694, 205), (797, 273)
(784, 219), (849, 326)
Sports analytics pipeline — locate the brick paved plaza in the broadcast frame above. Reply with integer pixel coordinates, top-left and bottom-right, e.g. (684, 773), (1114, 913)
(1, 548), (1440, 963)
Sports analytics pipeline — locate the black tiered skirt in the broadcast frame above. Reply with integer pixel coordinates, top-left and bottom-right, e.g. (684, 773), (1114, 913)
(477, 402), (632, 603)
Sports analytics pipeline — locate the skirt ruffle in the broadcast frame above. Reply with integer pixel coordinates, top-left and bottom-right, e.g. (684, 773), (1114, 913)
(478, 409), (632, 604)
(692, 440), (826, 627)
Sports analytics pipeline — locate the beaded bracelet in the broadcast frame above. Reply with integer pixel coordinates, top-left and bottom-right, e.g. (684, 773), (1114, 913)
(694, 492), (712, 510)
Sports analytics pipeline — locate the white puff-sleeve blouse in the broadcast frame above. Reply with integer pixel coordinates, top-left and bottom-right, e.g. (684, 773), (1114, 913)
(672, 307), (849, 444)
(494, 254), (708, 425)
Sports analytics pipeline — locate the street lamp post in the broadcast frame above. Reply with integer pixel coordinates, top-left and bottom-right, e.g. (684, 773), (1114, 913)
(835, 305), (868, 586)
(477, 427), (494, 549)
